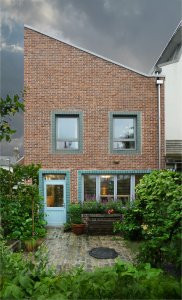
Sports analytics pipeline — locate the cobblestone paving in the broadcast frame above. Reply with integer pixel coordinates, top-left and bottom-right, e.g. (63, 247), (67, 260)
(44, 228), (134, 272)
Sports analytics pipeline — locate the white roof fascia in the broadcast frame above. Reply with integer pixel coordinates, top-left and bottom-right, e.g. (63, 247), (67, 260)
(24, 24), (162, 78)
(150, 20), (182, 74)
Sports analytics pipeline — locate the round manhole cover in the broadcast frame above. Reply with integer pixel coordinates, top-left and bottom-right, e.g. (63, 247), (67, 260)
(89, 247), (118, 259)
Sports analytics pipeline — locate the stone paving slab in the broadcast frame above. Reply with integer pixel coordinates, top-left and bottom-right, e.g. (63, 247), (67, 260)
(44, 228), (134, 272)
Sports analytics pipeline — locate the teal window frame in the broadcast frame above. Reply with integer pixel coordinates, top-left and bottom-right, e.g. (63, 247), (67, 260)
(109, 112), (141, 154)
(78, 169), (150, 203)
(52, 111), (83, 154)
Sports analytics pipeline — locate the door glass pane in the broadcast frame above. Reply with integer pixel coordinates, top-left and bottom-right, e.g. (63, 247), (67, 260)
(46, 185), (64, 207)
(84, 175), (96, 201)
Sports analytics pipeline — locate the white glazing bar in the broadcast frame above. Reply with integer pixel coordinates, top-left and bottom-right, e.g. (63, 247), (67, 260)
(130, 175), (135, 202)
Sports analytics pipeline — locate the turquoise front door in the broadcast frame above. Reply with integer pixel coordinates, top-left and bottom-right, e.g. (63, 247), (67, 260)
(44, 180), (66, 226)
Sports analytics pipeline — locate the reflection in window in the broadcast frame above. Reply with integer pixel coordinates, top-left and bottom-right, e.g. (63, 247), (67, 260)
(135, 174), (144, 187)
(117, 175), (130, 204)
(100, 175), (114, 202)
(46, 185), (64, 207)
(84, 175), (96, 200)
(113, 116), (136, 150)
(56, 116), (79, 150)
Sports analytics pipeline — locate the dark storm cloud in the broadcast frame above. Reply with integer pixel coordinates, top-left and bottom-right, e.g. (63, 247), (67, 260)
(1, 0), (181, 156)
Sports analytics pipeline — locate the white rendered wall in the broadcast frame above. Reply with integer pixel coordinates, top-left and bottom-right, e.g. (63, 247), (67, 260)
(161, 56), (182, 140)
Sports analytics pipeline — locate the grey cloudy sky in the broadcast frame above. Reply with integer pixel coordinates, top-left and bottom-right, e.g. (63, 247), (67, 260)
(0, 0), (181, 157)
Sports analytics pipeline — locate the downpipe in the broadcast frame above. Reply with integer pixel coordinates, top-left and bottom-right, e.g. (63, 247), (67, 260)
(156, 78), (164, 169)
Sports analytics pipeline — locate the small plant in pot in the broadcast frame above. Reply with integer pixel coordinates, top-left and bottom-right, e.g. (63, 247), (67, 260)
(69, 203), (85, 235)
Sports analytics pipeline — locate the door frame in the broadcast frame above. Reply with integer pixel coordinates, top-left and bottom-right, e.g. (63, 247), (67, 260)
(44, 179), (66, 226)
(39, 170), (71, 226)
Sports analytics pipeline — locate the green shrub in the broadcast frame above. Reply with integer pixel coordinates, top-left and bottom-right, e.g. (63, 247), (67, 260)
(114, 170), (182, 271)
(0, 240), (181, 299)
(0, 165), (47, 241)
(69, 203), (83, 224)
(113, 204), (143, 240)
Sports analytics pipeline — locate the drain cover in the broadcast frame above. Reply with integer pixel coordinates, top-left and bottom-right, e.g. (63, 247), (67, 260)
(89, 247), (118, 259)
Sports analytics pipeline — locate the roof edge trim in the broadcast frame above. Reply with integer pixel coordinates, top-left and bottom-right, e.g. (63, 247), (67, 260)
(24, 24), (160, 78)
(150, 20), (182, 73)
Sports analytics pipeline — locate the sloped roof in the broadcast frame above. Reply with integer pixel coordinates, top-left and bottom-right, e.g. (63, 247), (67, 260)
(153, 21), (182, 70)
(25, 24), (160, 78)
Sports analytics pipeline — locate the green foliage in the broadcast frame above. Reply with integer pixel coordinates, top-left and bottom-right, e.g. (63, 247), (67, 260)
(113, 204), (143, 240)
(82, 200), (123, 214)
(0, 93), (24, 141)
(0, 164), (46, 241)
(82, 201), (105, 213)
(69, 204), (83, 224)
(0, 240), (181, 299)
(114, 170), (182, 271)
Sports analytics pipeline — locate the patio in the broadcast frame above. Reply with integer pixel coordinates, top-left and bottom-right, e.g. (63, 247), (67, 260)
(44, 228), (134, 272)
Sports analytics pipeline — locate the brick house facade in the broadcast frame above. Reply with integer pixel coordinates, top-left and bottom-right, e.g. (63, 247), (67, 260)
(24, 26), (165, 226)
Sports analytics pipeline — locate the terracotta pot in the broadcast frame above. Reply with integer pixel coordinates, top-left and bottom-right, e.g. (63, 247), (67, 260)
(72, 224), (85, 235)
(24, 239), (36, 252)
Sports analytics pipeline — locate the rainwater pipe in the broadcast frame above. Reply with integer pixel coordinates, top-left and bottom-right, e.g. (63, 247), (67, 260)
(155, 69), (164, 169)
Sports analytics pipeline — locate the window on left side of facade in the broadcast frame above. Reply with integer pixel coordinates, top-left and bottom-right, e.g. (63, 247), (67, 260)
(56, 115), (79, 150)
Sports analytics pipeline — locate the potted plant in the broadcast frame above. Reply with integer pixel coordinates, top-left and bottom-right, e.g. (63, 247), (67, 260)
(69, 203), (85, 235)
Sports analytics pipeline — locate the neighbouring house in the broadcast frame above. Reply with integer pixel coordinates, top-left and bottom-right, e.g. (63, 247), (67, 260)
(0, 155), (24, 171)
(151, 21), (182, 172)
(0, 156), (16, 171)
(24, 25), (165, 226)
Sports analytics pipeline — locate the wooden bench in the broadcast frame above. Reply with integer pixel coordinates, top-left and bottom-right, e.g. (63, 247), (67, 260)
(86, 214), (122, 235)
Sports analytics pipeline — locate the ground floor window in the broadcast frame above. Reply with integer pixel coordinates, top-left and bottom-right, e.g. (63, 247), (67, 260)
(83, 173), (144, 204)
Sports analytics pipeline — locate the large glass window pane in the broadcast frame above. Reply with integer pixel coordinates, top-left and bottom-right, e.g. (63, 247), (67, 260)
(113, 141), (135, 149)
(57, 117), (78, 139)
(100, 175), (114, 202)
(84, 175), (96, 201)
(56, 141), (78, 150)
(56, 115), (79, 150)
(135, 174), (144, 187)
(117, 175), (130, 204)
(114, 118), (134, 139)
(46, 185), (64, 207)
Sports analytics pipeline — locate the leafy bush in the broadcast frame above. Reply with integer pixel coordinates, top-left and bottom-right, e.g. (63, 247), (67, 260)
(113, 204), (143, 240)
(0, 164), (46, 241)
(0, 240), (181, 299)
(114, 170), (182, 271)
(69, 204), (83, 224)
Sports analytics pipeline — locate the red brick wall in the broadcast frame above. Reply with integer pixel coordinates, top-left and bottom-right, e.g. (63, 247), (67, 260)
(24, 28), (165, 202)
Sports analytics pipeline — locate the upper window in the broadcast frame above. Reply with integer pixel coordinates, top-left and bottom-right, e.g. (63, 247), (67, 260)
(56, 116), (79, 150)
(110, 112), (141, 154)
(113, 116), (136, 150)
(52, 111), (83, 153)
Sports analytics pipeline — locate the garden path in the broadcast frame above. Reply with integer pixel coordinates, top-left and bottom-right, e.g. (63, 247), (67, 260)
(44, 228), (134, 272)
